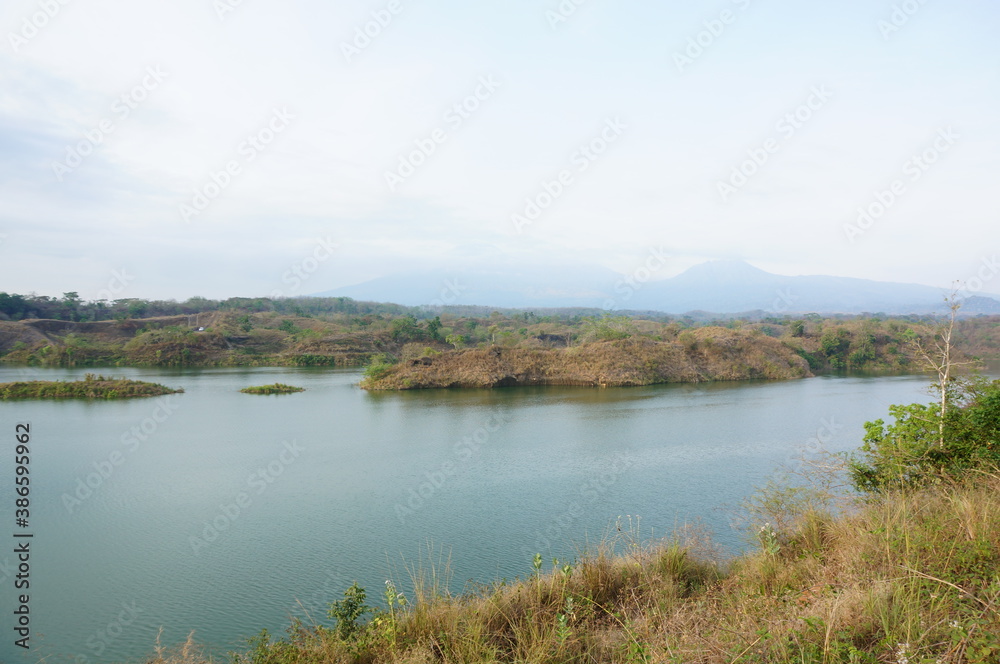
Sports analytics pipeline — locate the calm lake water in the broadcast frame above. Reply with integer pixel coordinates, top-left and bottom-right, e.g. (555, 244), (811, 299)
(0, 366), (977, 663)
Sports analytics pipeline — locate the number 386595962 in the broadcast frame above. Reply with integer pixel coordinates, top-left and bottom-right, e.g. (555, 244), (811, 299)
(15, 423), (30, 517)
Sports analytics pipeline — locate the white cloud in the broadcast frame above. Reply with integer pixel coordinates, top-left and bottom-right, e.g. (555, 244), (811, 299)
(1, 0), (998, 300)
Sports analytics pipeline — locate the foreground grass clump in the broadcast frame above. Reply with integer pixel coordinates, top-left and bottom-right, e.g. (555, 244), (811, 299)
(0, 373), (182, 399)
(239, 383), (305, 395)
(144, 473), (1000, 663)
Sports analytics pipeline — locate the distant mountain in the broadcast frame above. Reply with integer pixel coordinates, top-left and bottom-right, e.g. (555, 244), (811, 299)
(314, 265), (624, 309)
(627, 260), (1000, 315)
(961, 296), (1000, 314)
(313, 260), (1000, 315)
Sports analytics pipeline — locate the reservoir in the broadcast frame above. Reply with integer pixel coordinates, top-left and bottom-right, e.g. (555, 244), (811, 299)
(0, 366), (963, 662)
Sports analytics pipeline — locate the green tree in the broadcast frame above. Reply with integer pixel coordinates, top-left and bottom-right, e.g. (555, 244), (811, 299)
(125, 299), (148, 319)
(819, 328), (851, 368)
(327, 582), (373, 641)
(848, 329), (876, 367)
(426, 316), (443, 341)
(581, 314), (635, 342)
(62, 291), (82, 321)
(0, 292), (28, 320)
(362, 353), (396, 382)
(390, 316), (420, 342)
(850, 377), (1000, 494)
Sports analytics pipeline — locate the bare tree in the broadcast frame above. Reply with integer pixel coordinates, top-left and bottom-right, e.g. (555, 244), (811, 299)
(909, 288), (978, 446)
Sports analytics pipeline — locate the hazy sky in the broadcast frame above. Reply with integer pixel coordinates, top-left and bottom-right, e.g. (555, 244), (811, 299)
(1, 0), (997, 301)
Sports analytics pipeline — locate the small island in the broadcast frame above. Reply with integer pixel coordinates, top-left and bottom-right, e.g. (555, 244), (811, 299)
(361, 329), (813, 390)
(240, 383), (305, 395)
(0, 373), (183, 400)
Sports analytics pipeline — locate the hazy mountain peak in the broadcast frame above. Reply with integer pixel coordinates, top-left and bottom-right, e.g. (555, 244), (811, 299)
(674, 260), (772, 282)
(313, 259), (1000, 315)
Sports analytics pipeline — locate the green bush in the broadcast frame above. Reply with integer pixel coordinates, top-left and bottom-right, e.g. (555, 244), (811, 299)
(390, 316), (421, 343)
(240, 383), (304, 395)
(362, 353), (396, 381)
(819, 328), (851, 367)
(581, 315), (635, 342)
(328, 582), (372, 641)
(850, 378), (1000, 493)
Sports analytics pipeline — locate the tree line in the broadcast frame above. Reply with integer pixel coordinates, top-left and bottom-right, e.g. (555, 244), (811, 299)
(0, 292), (417, 323)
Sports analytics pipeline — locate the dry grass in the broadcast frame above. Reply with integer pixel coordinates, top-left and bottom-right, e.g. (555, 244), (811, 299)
(145, 629), (205, 664)
(363, 328), (812, 390)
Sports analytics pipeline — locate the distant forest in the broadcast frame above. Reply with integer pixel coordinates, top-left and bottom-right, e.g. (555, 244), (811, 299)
(0, 292), (415, 322)
(2, 290), (999, 371)
(0, 291), (956, 326)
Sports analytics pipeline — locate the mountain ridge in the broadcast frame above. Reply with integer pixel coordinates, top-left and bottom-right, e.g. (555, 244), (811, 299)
(314, 260), (1000, 315)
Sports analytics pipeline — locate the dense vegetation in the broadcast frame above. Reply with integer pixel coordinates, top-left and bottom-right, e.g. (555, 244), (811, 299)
(4, 299), (997, 381)
(0, 373), (182, 399)
(850, 376), (1000, 493)
(0, 291), (412, 322)
(240, 383), (305, 395)
(0, 311), (385, 367)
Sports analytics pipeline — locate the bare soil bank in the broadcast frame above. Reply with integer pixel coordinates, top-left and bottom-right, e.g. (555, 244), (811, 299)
(362, 328), (813, 390)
